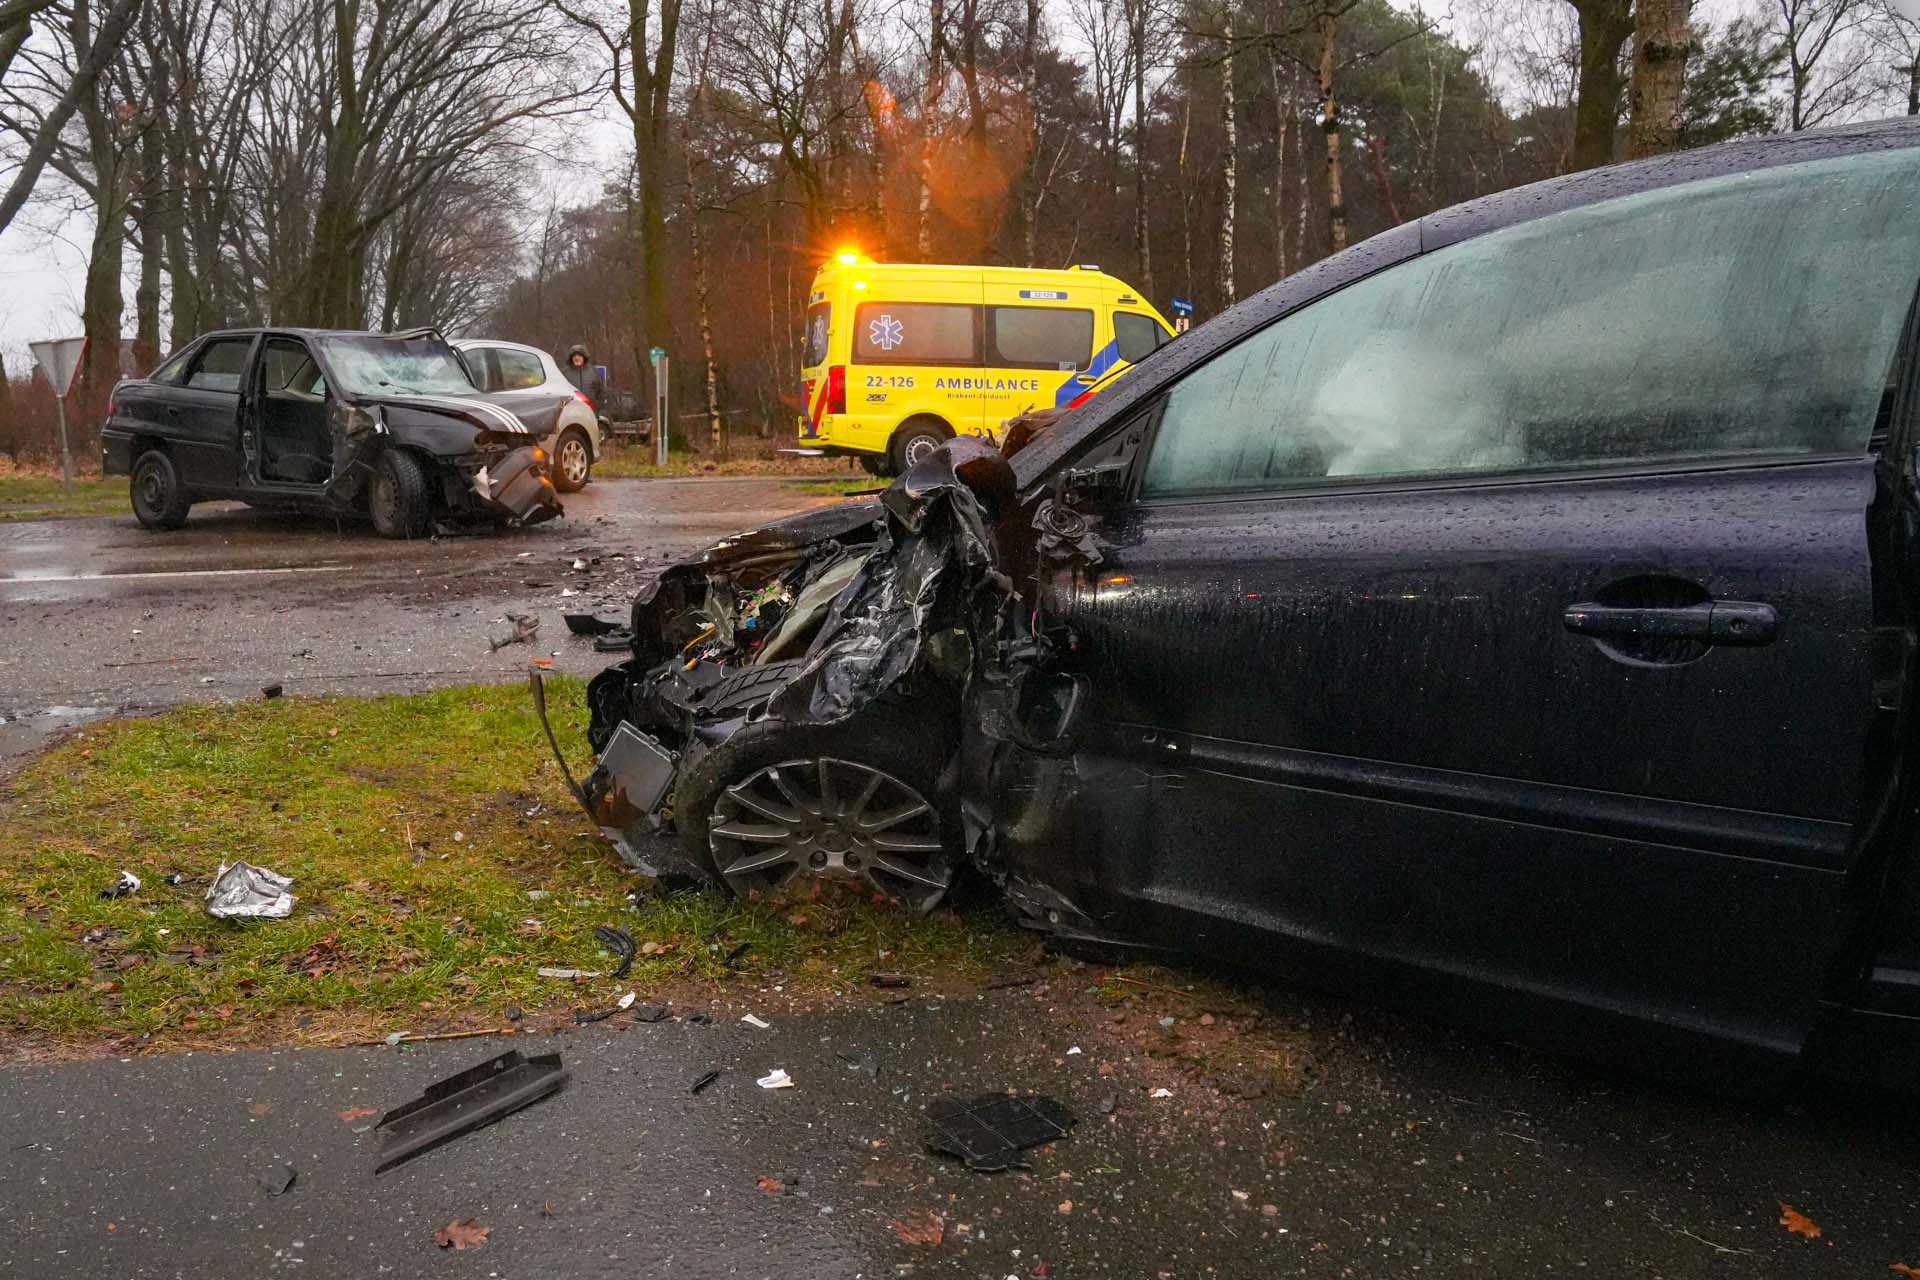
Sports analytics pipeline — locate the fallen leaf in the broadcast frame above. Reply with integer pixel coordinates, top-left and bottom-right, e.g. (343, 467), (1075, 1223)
(887, 1211), (944, 1246)
(1057, 1199), (1074, 1214)
(1778, 1203), (1821, 1240)
(1891, 1265), (1920, 1277)
(756, 1175), (786, 1194)
(433, 1219), (490, 1250)
(336, 1106), (377, 1122)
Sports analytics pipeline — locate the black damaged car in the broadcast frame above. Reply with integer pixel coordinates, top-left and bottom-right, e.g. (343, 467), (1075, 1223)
(103, 327), (563, 536)
(541, 118), (1920, 1092)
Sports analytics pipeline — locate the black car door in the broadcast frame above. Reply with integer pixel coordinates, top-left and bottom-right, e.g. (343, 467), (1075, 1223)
(1054, 147), (1920, 1075)
(170, 334), (256, 489)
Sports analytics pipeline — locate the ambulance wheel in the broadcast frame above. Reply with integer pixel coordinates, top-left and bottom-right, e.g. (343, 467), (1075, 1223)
(890, 418), (950, 474)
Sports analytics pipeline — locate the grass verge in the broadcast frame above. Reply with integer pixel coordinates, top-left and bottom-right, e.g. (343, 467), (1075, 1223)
(0, 472), (128, 520)
(0, 680), (1020, 1054)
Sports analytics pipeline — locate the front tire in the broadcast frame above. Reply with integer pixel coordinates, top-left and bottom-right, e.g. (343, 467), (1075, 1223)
(675, 709), (959, 914)
(889, 417), (950, 475)
(553, 428), (592, 493)
(130, 449), (191, 530)
(858, 453), (892, 478)
(368, 449), (431, 539)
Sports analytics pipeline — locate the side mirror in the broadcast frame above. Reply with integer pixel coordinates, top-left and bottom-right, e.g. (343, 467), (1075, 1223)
(1059, 460), (1128, 505)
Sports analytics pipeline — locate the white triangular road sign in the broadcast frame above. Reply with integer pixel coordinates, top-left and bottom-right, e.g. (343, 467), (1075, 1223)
(29, 336), (87, 398)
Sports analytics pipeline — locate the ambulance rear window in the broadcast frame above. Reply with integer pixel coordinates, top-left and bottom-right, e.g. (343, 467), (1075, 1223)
(803, 303), (831, 367)
(854, 302), (979, 364)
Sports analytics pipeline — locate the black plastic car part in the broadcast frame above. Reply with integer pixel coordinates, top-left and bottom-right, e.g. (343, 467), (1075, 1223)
(373, 1049), (568, 1175)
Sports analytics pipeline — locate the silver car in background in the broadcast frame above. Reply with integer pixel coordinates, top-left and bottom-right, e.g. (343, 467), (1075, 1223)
(452, 338), (603, 492)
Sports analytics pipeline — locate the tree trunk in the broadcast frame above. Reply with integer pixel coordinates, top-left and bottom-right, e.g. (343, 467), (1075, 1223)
(1904, 57), (1918, 116)
(629, 0), (682, 400)
(1217, 8), (1235, 307)
(1365, 132), (1401, 223)
(1627, 0), (1691, 158)
(1130, 0), (1152, 294)
(916, 0), (944, 258)
(132, 126), (163, 371)
(1178, 93), (1192, 299)
(1568, 0), (1633, 171)
(1272, 54), (1290, 279)
(1015, 0), (1039, 265)
(1318, 9), (1346, 255)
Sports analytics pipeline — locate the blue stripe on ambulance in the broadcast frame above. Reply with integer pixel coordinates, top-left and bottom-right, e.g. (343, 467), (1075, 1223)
(1053, 338), (1121, 408)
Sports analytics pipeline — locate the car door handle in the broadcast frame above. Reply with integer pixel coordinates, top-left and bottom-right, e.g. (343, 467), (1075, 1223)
(165, 405), (181, 417)
(1075, 373), (1098, 385)
(1563, 600), (1777, 646)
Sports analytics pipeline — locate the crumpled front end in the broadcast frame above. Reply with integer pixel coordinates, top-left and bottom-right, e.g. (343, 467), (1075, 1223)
(466, 445), (562, 526)
(538, 438), (1024, 881)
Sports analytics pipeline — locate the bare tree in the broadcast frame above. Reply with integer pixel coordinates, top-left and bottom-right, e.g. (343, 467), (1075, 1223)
(1768, 0), (1879, 129)
(0, 0), (138, 239)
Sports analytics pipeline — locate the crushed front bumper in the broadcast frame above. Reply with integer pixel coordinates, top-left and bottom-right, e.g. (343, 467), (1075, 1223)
(470, 446), (562, 525)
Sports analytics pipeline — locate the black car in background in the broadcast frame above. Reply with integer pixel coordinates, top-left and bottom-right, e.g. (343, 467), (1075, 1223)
(554, 118), (1920, 1093)
(102, 327), (563, 537)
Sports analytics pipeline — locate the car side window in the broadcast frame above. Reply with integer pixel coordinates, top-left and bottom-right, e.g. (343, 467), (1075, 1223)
(460, 348), (497, 392)
(1113, 312), (1165, 364)
(494, 349), (546, 390)
(1141, 147), (1920, 500)
(185, 338), (252, 393)
(261, 339), (318, 394)
(853, 301), (978, 365)
(150, 349), (192, 384)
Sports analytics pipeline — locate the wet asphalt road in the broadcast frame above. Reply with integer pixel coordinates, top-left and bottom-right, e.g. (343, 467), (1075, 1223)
(0, 477), (843, 760)
(2, 986), (1917, 1278)
(2, 479), (1918, 1276)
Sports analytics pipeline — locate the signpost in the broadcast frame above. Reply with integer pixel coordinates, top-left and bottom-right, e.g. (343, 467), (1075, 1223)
(1169, 297), (1194, 335)
(649, 347), (669, 467)
(28, 336), (87, 496)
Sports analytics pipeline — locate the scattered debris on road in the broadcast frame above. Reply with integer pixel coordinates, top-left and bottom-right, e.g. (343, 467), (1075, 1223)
(261, 684), (283, 699)
(563, 612), (623, 637)
(756, 1068), (794, 1089)
(98, 870), (140, 900)
(537, 966), (600, 979)
(887, 1211), (944, 1246)
(205, 862), (295, 919)
(1778, 1202), (1822, 1239)
(924, 1093), (1076, 1172)
(373, 1049), (568, 1175)
(255, 1164), (296, 1196)
(487, 612), (539, 652)
(594, 923), (636, 978)
(690, 1070), (720, 1094)
(633, 1003), (670, 1023)
(432, 1219), (490, 1250)
(740, 1013), (770, 1029)
(572, 1004), (618, 1025)
(756, 1174), (789, 1194)
(868, 972), (911, 988)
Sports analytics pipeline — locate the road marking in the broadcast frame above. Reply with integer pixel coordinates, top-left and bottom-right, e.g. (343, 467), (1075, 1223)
(4, 565), (355, 584)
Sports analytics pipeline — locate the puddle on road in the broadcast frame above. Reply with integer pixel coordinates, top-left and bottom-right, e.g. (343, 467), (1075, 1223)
(0, 705), (122, 763)
(1, 563), (353, 583)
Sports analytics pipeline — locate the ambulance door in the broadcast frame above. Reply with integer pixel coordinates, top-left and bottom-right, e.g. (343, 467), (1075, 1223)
(850, 271), (985, 445)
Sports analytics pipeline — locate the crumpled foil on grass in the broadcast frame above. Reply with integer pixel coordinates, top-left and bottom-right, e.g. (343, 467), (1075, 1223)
(204, 861), (296, 919)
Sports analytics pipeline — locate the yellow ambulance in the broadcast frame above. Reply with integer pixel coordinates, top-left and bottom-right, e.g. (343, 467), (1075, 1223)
(797, 254), (1176, 475)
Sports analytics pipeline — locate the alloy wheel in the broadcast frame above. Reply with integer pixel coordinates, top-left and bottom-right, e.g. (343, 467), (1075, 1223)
(558, 435), (590, 486)
(706, 755), (953, 914)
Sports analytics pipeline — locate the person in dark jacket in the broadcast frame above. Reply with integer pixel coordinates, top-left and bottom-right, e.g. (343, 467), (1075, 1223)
(562, 344), (605, 403)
